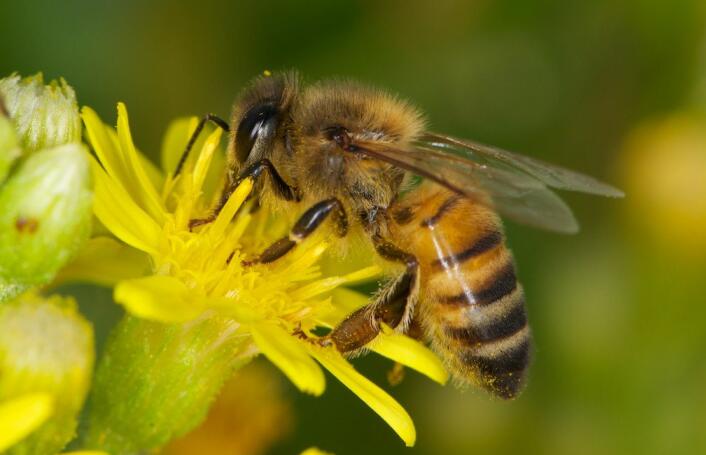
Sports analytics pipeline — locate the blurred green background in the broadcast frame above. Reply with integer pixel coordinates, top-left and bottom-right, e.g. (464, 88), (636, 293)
(3, 0), (706, 454)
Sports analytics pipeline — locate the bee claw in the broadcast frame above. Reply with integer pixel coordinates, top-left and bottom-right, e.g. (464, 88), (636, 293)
(317, 336), (334, 348)
(291, 324), (333, 348)
(188, 217), (214, 231)
(241, 258), (259, 267)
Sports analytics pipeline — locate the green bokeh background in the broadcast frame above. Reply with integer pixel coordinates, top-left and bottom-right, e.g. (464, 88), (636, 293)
(3, 1), (706, 454)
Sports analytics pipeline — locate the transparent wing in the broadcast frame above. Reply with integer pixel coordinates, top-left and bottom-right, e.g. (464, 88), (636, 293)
(419, 133), (625, 197)
(354, 136), (621, 234)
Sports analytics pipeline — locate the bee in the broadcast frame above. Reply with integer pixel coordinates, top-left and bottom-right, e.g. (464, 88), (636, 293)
(178, 71), (623, 399)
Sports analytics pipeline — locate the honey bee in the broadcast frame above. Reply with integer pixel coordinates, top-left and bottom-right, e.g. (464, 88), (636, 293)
(178, 71), (623, 399)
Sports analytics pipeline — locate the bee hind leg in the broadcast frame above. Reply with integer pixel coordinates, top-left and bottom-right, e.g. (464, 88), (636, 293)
(329, 238), (419, 354)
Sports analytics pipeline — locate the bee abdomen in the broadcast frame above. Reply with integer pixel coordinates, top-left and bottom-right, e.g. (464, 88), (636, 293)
(460, 323), (531, 399)
(390, 186), (532, 398)
(438, 261), (531, 399)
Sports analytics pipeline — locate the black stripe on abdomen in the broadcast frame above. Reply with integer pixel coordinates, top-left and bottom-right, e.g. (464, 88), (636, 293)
(432, 230), (502, 269)
(445, 297), (527, 345)
(462, 335), (531, 399)
(421, 195), (462, 227)
(441, 262), (517, 307)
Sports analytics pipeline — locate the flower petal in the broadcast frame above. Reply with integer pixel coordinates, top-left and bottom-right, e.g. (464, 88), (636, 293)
(307, 347), (416, 447)
(290, 266), (382, 302)
(114, 275), (205, 323)
(191, 128), (222, 195)
(159, 117), (225, 198)
(208, 178), (253, 238)
(250, 323), (325, 396)
(54, 237), (150, 287)
(300, 448), (334, 455)
(160, 116), (198, 175)
(82, 106), (133, 195)
(316, 288), (370, 327)
(0, 393), (54, 452)
(369, 325), (448, 385)
(116, 103), (166, 222)
(92, 160), (162, 255)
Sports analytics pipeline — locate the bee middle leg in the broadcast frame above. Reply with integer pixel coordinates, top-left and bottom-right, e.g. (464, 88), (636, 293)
(329, 236), (420, 354)
(245, 198), (349, 265)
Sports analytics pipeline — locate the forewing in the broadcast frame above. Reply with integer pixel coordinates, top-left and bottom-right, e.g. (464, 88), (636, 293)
(354, 140), (580, 233)
(419, 133), (624, 197)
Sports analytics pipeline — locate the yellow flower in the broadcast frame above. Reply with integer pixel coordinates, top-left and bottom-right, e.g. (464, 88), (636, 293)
(0, 394), (107, 454)
(300, 448), (334, 455)
(80, 103), (449, 446)
(0, 393), (54, 452)
(620, 113), (706, 257)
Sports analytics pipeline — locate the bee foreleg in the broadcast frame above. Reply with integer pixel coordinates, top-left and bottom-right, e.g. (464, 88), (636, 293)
(174, 113), (230, 177)
(330, 238), (419, 354)
(248, 198), (348, 264)
(189, 159), (298, 229)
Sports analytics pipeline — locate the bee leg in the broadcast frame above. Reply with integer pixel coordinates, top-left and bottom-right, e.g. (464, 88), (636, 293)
(245, 198), (348, 265)
(173, 113), (230, 177)
(329, 238), (419, 354)
(189, 159), (298, 229)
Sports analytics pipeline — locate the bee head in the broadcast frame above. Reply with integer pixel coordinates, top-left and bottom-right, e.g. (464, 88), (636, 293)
(228, 71), (299, 173)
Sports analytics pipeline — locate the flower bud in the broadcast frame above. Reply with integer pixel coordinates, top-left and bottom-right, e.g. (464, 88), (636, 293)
(0, 143), (93, 302)
(82, 316), (254, 454)
(0, 293), (94, 454)
(0, 110), (21, 184)
(0, 73), (81, 154)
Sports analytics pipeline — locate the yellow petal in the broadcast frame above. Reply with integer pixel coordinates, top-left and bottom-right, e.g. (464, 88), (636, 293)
(317, 288), (370, 327)
(300, 448), (334, 455)
(82, 106), (133, 195)
(251, 323), (325, 396)
(206, 296), (264, 323)
(116, 103), (166, 222)
(54, 237), (150, 287)
(0, 393), (54, 452)
(369, 325), (448, 385)
(114, 275), (205, 323)
(307, 347), (416, 447)
(289, 266), (382, 302)
(161, 117), (198, 175)
(208, 178), (253, 238)
(92, 160), (162, 255)
(191, 128), (222, 194)
(332, 287), (369, 311)
(138, 150), (164, 192)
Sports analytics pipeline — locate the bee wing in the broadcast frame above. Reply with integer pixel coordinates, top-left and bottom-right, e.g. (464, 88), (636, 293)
(420, 132), (625, 197)
(354, 135), (621, 234)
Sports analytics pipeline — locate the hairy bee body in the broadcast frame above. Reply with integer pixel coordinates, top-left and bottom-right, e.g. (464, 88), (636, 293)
(386, 183), (530, 398)
(191, 71), (619, 400)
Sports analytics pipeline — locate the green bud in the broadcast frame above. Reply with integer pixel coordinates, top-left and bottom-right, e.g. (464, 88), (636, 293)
(0, 73), (81, 154)
(0, 293), (94, 454)
(82, 315), (254, 454)
(0, 112), (21, 184)
(0, 143), (93, 302)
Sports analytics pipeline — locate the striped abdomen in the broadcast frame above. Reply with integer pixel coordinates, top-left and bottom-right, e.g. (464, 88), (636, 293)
(389, 184), (531, 399)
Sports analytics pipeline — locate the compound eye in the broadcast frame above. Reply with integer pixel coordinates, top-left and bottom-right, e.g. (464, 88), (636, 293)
(235, 103), (279, 163)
